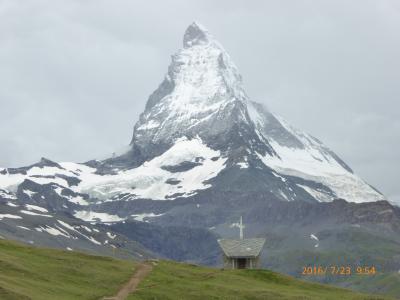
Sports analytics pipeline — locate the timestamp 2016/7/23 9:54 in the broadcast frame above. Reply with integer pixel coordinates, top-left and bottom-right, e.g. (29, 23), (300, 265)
(302, 265), (377, 276)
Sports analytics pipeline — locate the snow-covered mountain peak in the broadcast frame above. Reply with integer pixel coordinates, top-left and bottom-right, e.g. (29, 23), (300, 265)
(183, 22), (211, 48)
(0, 23), (385, 211)
(122, 23), (385, 204)
(130, 23), (248, 157)
(172, 23), (244, 102)
(142, 23), (245, 112)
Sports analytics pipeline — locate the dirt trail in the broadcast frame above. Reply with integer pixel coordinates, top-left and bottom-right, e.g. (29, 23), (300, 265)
(103, 262), (153, 300)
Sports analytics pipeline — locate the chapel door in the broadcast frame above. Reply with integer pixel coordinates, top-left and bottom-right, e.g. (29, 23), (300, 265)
(237, 258), (247, 269)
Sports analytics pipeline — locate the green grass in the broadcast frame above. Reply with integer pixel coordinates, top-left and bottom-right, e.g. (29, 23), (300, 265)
(0, 239), (394, 300)
(129, 261), (393, 300)
(338, 272), (400, 299)
(0, 239), (136, 300)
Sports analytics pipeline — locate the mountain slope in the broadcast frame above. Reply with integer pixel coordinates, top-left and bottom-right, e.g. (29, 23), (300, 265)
(0, 239), (137, 300)
(128, 260), (392, 300)
(0, 185), (152, 260)
(0, 239), (390, 300)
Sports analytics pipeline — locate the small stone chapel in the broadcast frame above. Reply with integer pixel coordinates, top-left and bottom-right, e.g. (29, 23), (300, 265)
(217, 217), (266, 269)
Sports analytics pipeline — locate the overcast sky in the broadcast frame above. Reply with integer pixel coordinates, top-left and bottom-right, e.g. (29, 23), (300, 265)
(0, 0), (399, 204)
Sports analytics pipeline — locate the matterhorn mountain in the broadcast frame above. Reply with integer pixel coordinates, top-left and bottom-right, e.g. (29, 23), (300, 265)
(97, 21), (383, 205)
(1, 23), (400, 292)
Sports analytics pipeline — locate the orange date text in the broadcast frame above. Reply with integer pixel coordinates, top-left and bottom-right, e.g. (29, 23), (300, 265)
(302, 266), (376, 276)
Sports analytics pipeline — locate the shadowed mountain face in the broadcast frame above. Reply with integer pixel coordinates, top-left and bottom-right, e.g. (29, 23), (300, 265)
(0, 23), (398, 296)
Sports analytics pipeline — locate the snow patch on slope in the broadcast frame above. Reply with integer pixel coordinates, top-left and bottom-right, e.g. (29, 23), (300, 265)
(0, 137), (227, 203)
(79, 137), (226, 201)
(257, 135), (384, 203)
(0, 165), (78, 191)
(20, 210), (52, 217)
(297, 184), (333, 202)
(0, 214), (22, 220)
(26, 204), (48, 213)
(0, 189), (17, 200)
(74, 211), (125, 223)
(310, 234), (319, 248)
(36, 226), (69, 238)
(131, 213), (164, 222)
(260, 139), (346, 177)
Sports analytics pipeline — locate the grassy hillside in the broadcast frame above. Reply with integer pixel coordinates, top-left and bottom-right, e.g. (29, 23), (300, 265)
(0, 239), (394, 300)
(261, 226), (400, 298)
(129, 261), (393, 300)
(0, 239), (136, 300)
(338, 272), (400, 299)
